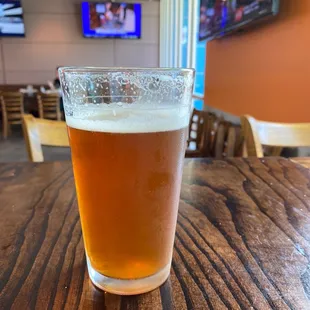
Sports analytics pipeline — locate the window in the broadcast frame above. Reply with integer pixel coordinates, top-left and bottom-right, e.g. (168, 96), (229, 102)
(160, 0), (206, 110)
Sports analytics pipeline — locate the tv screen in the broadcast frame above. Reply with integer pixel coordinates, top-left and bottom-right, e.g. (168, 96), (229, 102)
(199, 0), (279, 41)
(81, 2), (141, 39)
(0, 1), (25, 37)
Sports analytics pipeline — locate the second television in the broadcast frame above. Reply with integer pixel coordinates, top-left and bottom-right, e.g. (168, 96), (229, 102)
(199, 0), (280, 42)
(81, 2), (141, 39)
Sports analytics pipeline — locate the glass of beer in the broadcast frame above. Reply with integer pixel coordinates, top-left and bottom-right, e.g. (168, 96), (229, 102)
(59, 67), (194, 295)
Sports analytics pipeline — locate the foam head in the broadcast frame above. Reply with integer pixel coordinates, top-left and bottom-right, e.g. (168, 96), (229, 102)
(66, 104), (190, 133)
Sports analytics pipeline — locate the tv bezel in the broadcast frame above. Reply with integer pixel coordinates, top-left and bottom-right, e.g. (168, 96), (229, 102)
(0, 0), (26, 37)
(81, 1), (142, 39)
(199, 0), (280, 42)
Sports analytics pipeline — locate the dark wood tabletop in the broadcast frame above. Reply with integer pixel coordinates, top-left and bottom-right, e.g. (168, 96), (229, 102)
(1, 157), (310, 310)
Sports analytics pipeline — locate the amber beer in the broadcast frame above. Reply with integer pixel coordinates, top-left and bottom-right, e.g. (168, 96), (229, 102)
(67, 108), (188, 280)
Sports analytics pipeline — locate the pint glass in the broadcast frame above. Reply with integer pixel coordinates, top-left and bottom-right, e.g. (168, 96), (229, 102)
(59, 67), (194, 295)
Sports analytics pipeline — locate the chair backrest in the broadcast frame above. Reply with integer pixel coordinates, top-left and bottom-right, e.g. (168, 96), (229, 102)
(241, 115), (310, 157)
(188, 109), (207, 150)
(200, 111), (220, 157)
(188, 109), (220, 153)
(22, 114), (69, 162)
(187, 109), (243, 158)
(213, 122), (244, 159)
(37, 93), (61, 121)
(1, 92), (24, 123)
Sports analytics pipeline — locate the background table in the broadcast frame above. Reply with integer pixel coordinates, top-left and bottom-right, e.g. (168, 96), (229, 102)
(1, 158), (310, 309)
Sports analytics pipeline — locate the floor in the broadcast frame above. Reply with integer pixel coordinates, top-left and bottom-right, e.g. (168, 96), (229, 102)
(0, 126), (71, 163)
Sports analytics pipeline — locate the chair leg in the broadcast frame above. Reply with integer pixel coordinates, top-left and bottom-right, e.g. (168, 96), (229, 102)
(2, 122), (8, 139)
(7, 124), (12, 136)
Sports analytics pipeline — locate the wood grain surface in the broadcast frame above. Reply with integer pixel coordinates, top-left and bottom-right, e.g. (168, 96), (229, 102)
(290, 157), (310, 169)
(1, 158), (310, 309)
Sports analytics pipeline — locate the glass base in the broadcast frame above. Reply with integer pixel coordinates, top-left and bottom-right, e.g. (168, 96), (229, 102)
(87, 258), (171, 295)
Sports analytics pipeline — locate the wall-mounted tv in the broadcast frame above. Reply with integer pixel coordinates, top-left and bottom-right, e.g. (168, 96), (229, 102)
(81, 2), (141, 39)
(0, 1), (25, 37)
(199, 0), (280, 42)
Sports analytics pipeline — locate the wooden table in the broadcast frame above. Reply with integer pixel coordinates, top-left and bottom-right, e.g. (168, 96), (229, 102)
(1, 158), (310, 309)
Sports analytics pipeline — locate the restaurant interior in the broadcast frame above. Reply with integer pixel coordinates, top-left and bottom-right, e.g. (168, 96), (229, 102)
(1, 0), (309, 161)
(2, 0), (310, 309)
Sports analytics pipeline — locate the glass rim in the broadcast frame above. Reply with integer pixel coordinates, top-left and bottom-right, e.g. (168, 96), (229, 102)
(58, 66), (195, 74)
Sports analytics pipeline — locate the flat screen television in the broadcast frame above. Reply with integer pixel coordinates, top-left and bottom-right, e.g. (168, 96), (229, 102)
(81, 2), (141, 39)
(0, 1), (25, 37)
(199, 0), (280, 41)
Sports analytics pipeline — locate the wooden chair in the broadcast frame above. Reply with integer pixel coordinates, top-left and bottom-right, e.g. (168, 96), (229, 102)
(213, 122), (244, 159)
(187, 109), (207, 151)
(186, 109), (218, 157)
(22, 114), (69, 162)
(1, 92), (24, 139)
(37, 93), (61, 121)
(241, 115), (310, 157)
(186, 109), (243, 158)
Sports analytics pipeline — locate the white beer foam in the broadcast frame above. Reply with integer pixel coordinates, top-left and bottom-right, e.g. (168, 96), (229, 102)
(66, 104), (190, 133)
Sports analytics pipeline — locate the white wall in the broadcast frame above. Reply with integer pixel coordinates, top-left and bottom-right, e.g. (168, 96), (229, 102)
(0, 0), (160, 84)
